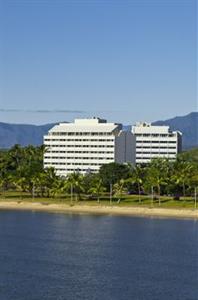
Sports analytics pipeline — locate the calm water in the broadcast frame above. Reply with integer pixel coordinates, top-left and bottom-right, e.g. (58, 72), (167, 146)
(0, 211), (197, 300)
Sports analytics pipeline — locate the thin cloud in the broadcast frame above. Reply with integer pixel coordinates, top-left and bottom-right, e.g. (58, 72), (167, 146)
(0, 109), (119, 114)
(0, 109), (85, 114)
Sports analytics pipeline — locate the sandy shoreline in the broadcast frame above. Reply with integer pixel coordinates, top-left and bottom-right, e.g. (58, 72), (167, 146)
(0, 201), (198, 219)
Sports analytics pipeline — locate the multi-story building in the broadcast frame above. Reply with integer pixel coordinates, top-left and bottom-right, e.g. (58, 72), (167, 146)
(132, 122), (182, 164)
(44, 117), (135, 176)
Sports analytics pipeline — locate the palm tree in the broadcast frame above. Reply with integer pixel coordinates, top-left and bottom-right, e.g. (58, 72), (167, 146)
(40, 167), (58, 197)
(88, 177), (106, 203)
(113, 179), (125, 203)
(66, 172), (84, 201)
(32, 172), (47, 198)
(13, 176), (28, 199)
(0, 154), (10, 198)
(126, 165), (144, 204)
(7, 144), (24, 170)
(171, 160), (193, 197)
(47, 176), (63, 198)
(145, 158), (169, 206)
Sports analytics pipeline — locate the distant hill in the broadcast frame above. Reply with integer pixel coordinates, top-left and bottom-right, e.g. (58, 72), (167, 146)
(0, 112), (197, 149)
(0, 122), (57, 149)
(152, 112), (198, 149)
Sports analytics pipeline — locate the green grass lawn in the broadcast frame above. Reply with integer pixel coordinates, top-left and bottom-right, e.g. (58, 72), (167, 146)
(0, 190), (197, 209)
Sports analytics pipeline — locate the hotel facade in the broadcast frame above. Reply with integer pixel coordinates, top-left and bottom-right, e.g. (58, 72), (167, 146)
(44, 118), (136, 176)
(132, 122), (182, 164)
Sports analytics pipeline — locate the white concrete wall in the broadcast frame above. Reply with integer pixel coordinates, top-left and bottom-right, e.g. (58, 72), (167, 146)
(132, 123), (182, 164)
(44, 118), (125, 176)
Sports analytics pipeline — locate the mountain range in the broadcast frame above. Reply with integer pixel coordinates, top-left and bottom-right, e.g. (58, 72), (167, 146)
(0, 112), (197, 150)
(152, 112), (198, 149)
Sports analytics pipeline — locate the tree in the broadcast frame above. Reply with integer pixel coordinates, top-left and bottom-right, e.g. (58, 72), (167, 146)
(126, 165), (144, 203)
(66, 172), (84, 201)
(113, 179), (125, 203)
(178, 148), (198, 164)
(82, 172), (96, 195)
(88, 176), (106, 203)
(99, 162), (131, 190)
(171, 159), (194, 197)
(7, 144), (24, 171)
(46, 176), (63, 198)
(145, 158), (170, 205)
(32, 167), (59, 198)
(0, 150), (12, 196)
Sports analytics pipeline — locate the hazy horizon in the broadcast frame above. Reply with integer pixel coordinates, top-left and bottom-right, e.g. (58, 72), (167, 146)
(0, 110), (196, 126)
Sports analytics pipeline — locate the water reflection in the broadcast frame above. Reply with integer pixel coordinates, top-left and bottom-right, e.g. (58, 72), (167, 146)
(0, 211), (197, 300)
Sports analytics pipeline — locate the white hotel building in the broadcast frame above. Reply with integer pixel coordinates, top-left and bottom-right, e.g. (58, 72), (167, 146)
(44, 118), (135, 176)
(132, 122), (182, 164)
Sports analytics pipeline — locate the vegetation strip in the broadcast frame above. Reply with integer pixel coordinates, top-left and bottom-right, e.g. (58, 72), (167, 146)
(0, 145), (198, 211)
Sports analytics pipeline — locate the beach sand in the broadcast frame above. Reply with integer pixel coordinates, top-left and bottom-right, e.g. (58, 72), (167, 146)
(0, 201), (197, 219)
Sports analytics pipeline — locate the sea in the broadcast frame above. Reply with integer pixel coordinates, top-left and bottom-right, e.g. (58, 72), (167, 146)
(0, 211), (197, 300)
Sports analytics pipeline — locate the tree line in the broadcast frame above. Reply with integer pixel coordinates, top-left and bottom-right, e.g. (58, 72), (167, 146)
(0, 145), (198, 204)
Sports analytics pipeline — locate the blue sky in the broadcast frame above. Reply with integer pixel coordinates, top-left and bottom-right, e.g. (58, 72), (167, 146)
(0, 0), (197, 124)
